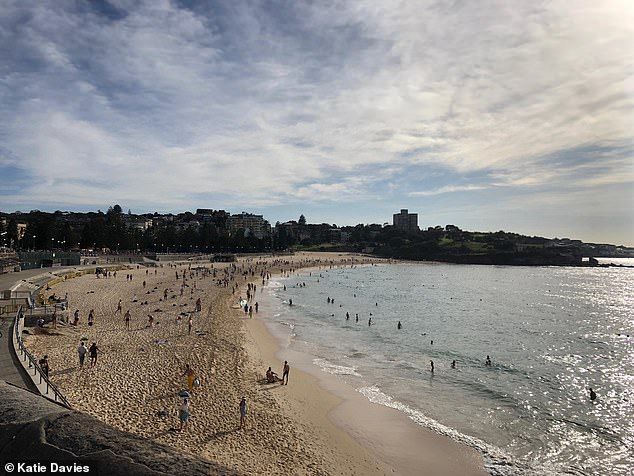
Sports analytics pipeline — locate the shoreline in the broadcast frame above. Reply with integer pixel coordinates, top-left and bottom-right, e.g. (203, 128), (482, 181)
(21, 253), (486, 475)
(242, 264), (487, 476)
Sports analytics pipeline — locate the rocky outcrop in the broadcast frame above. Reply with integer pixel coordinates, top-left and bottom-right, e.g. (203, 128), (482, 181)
(0, 381), (238, 475)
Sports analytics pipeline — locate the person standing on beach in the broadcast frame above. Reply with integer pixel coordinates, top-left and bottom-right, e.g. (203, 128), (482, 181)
(89, 342), (99, 367)
(282, 361), (290, 385)
(397, 321), (402, 329)
(52, 309), (57, 329)
(239, 397), (247, 429)
(124, 310), (131, 329)
(188, 316), (193, 335)
(182, 364), (196, 391)
(430, 360), (434, 373)
(115, 299), (122, 314)
(195, 298), (202, 313)
(39, 355), (50, 377)
(255, 302), (259, 313)
(368, 317), (372, 326)
(179, 398), (190, 431)
(77, 342), (87, 369)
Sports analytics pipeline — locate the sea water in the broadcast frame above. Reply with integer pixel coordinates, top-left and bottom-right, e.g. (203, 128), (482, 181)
(259, 262), (633, 475)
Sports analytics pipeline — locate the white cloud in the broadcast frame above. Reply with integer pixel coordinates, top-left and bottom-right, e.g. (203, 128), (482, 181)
(0, 0), (632, 241)
(409, 184), (489, 197)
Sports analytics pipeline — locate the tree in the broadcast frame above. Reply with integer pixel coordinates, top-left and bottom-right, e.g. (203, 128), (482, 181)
(298, 214), (306, 226)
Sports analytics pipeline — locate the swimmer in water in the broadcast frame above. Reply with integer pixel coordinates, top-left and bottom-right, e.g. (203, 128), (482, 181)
(397, 321), (402, 329)
(430, 360), (434, 373)
(485, 355), (492, 366)
(589, 388), (597, 401)
(346, 312), (349, 320)
(368, 317), (372, 326)
(451, 360), (456, 369)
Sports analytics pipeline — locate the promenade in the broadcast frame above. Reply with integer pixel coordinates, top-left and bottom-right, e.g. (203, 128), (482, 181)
(0, 265), (121, 394)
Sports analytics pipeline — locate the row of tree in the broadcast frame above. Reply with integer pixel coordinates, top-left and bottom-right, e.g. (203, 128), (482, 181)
(2, 206), (274, 253)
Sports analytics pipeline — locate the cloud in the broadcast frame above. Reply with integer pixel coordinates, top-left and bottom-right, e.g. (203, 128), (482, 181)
(0, 0), (632, 242)
(409, 184), (489, 197)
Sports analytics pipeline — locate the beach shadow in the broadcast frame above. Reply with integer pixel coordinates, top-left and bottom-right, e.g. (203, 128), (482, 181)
(148, 429), (173, 439)
(147, 392), (176, 402)
(260, 382), (284, 391)
(204, 428), (239, 442)
(50, 367), (75, 377)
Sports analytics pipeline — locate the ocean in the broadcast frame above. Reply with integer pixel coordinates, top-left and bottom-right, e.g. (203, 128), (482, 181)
(259, 261), (633, 475)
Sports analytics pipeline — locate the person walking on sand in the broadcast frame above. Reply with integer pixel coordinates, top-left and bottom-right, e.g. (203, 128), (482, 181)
(124, 309), (131, 329)
(188, 316), (193, 335)
(195, 298), (202, 313)
(179, 398), (190, 431)
(182, 364), (196, 391)
(77, 342), (87, 369)
(282, 361), (290, 385)
(89, 342), (99, 367)
(239, 397), (247, 429)
(115, 299), (122, 314)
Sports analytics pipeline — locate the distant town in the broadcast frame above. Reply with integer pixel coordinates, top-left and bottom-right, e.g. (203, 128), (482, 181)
(1, 206), (632, 272)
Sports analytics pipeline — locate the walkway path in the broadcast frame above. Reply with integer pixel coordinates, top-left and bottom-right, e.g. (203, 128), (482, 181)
(0, 315), (37, 392)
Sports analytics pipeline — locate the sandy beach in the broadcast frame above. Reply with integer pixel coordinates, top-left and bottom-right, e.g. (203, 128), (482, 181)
(25, 252), (486, 475)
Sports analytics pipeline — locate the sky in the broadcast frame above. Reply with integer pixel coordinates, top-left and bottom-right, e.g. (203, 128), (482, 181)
(0, 0), (632, 245)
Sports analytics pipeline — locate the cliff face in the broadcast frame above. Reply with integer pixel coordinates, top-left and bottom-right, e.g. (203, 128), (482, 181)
(0, 381), (237, 475)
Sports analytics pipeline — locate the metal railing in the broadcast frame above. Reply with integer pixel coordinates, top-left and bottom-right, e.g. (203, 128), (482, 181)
(12, 306), (71, 408)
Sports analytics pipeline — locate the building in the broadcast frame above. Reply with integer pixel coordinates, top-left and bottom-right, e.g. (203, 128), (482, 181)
(124, 216), (154, 231)
(227, 212), (271, 239)
(393, 209), (418, 232)
(16, 223), (28, 241)
(18, 251), (81, 270)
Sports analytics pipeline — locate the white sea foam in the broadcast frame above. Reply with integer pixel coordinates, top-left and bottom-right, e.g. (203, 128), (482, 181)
(357, 386), (538, 476)
(313, 358), (362, 377)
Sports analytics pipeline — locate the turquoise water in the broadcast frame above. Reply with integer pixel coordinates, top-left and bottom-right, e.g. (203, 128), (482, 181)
(262, 262), (633, 475)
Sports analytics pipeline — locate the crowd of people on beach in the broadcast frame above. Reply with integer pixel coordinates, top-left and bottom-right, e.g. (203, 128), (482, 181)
(38, 256), (361, 433)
